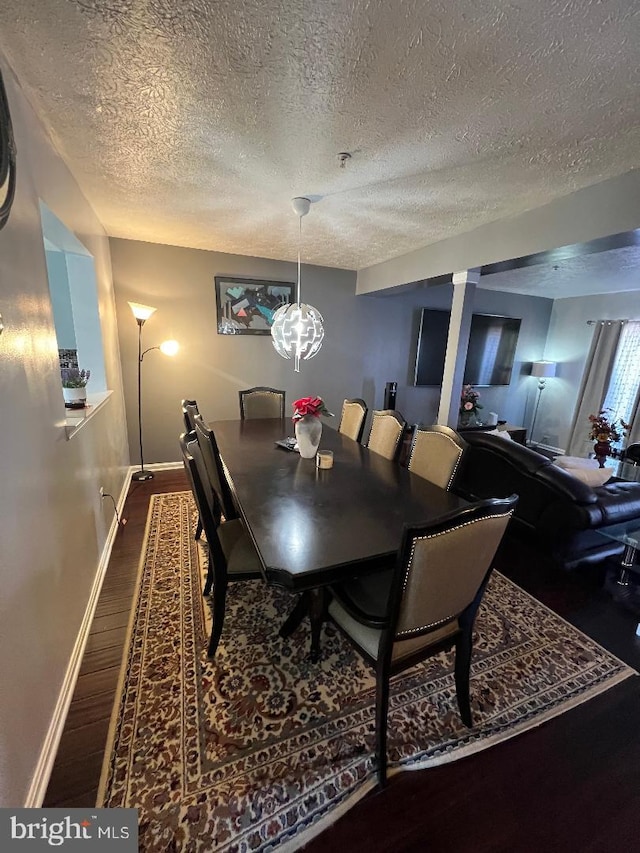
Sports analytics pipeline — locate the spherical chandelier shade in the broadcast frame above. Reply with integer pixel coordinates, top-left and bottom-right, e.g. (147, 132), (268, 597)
(271, 302), (325, 372)
(271, 197), (325, 372)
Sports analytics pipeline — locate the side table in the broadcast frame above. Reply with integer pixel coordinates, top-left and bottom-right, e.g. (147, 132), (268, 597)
(597, 520), (640, 636)
(458, 423), (527, 445)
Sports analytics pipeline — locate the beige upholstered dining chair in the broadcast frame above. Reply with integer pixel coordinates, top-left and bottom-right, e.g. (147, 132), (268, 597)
(367, 409), (406, 461)
(180, 432), (264, 658)
(239, 386), (286, 419)
(338, 398), (368, 443)
(408, 424), (468, 491)
(328, 493), (518, 785)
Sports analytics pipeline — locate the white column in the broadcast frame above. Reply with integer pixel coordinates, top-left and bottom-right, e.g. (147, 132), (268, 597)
(437, 269), (480, 427)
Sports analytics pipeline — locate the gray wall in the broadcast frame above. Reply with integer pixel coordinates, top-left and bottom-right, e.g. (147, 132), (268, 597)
(542, 290), (640, 451)
(0, 56), (129, 806)
(111, 238), (374, 464)
(366, 284), (554, 432)
(111, 239), (553, 463)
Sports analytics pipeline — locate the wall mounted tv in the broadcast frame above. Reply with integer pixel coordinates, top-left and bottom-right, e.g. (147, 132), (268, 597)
(413, 309), (521, 387)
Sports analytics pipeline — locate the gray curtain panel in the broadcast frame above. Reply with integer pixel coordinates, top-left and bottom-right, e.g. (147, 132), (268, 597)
(566, 320), (624, 457)
(625, 384), (640, 447)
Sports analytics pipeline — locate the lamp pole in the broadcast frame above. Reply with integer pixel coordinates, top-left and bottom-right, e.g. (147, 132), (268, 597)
(529, 378), (546, 447)
(529, 361), (557, 446)
(132, 317), (154, 482)
(128, 302), (179, 480)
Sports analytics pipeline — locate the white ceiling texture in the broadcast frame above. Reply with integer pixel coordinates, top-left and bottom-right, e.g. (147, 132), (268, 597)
(0, 0), (639, 297)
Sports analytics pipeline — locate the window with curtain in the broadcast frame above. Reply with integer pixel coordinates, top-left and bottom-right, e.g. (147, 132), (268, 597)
(602, 321), (640, 425)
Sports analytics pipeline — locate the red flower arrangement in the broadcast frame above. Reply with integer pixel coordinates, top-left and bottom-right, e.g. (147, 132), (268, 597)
(292, 396), (334, 421)
(587, 409), (628, 444)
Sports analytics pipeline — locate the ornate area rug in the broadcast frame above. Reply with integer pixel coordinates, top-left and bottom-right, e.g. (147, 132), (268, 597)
(98, 492), (635, 851)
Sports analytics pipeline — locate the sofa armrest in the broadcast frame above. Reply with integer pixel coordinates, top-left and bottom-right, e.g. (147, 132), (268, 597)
(595, 481), (640, 525)
(535, 464), (599, 504)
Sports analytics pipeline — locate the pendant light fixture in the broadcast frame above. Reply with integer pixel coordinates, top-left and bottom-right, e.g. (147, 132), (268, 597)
(271, 197), (324, 372)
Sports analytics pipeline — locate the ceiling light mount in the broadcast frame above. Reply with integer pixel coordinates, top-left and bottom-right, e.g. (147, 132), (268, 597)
(337, 152), (352, 168)
(292, 196), (311, 217)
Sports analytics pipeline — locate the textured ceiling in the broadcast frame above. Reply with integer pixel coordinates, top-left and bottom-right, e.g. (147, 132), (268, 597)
(480, 243), (640, 299)
(0, 0), (639, 272)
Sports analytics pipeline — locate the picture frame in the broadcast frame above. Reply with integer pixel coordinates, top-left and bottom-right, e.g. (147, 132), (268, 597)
(214, 276), (295, 335)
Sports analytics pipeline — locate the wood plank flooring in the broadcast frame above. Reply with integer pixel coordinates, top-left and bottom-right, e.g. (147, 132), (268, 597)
(44, 471), (640, 851)
(43, 470), (186, 809)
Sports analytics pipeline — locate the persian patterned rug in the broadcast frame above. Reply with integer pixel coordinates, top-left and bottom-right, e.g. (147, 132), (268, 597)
(98, 492), (635, 851)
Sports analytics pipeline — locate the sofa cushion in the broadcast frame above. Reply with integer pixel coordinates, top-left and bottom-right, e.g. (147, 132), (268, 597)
(559, 466), (614, 487)
(535, 463), (599, 504)
(484, 428), (513, 441)
(554, 455), (599, 470)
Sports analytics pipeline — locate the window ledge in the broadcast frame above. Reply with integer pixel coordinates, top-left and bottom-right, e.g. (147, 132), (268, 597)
(64, 390), (113, 439)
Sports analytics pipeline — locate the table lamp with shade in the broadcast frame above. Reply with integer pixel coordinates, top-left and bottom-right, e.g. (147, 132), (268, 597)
(530, 360), (557, 445)
(128, 301), (179, 481)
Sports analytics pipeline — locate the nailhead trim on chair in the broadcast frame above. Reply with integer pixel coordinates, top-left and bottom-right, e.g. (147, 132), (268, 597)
(396, 509), (514, 637)
(408, 431), (464, 491)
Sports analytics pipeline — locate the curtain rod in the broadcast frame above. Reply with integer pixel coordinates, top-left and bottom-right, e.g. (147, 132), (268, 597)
(586, 319), (629, 325)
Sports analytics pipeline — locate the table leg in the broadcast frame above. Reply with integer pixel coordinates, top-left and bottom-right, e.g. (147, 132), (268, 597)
(279, 591), (310, 638)
(279, 588), (327, 661)
(617, 543), (636, 586)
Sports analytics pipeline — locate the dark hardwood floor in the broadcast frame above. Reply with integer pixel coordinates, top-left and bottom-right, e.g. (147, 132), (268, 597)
(43, 470), (186, 808)
(44, 471), (640, 851)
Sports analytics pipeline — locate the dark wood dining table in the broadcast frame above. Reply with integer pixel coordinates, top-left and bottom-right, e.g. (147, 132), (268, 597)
(210, 417), (468, 657)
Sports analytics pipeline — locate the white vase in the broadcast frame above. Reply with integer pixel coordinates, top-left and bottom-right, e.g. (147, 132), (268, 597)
(295, 415), (322, 458)
(63, 387), (87, 409)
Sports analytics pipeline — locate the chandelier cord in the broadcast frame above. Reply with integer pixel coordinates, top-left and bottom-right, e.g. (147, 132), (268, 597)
(270, 196), (324, 372)
(297, 214), (302, 305)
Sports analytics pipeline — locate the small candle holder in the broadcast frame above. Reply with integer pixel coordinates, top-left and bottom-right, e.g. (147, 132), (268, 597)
(316, 450), (334, 469)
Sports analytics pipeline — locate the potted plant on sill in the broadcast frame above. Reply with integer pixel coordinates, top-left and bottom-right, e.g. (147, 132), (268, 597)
(61, 367), (91, 409)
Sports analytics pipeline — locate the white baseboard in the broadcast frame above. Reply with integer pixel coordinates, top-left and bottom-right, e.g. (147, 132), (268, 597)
(25, 461), (185, 805)
(25, 470), (132, 807)
(143, 461), (183, 471)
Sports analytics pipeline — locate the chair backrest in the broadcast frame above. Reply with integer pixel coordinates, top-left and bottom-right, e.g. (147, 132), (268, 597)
(181, 428), (220, 524)
(239, 386), (286, 419)
(182, 399), (200, 433)
(179, 432), (228, 574)
(193, 414), (237, 520)
(367, 410), (406, 461)
(408, 424), (467, 491)
(383, 495), (517, 664)
(624, 443), (640, 465)
(338, 398), (368, 443)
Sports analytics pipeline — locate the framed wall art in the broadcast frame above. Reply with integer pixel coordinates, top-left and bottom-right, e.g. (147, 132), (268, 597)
(215, 276), (295, 335)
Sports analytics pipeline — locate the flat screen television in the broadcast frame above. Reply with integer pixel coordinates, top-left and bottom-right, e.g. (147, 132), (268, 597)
(413, 309), (450, 386)
(463, 313), (521, 386)
(413, 309), (521, 387)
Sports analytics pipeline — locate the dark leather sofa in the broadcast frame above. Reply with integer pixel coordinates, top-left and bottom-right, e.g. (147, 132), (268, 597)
(454, 431), (640, 569)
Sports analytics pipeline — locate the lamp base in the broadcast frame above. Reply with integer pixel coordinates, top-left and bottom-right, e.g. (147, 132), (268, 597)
(132, 469), (155, 482)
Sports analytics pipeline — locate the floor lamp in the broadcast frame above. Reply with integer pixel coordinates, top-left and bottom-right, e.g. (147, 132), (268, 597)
(128, 301), (179, 481)
(529, 360), (557, 445)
